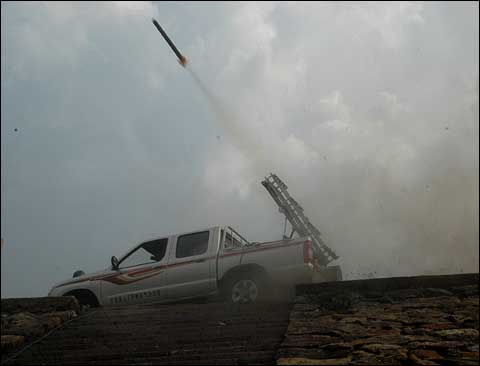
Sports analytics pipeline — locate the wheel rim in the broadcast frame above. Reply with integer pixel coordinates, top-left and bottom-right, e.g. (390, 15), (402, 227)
(231, 279), (258, 303)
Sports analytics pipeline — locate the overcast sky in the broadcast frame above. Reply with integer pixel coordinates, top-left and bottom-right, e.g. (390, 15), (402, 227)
(1, 1), (478, 298)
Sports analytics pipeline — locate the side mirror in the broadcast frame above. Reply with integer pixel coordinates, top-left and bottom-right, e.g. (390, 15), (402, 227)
(111, 256), (119, 270)
(73, 270), (85, 278)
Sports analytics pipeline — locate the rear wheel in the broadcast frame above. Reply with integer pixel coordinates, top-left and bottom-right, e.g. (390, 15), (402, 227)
(231, 279), (259, 304)
(223, 273), (269, 304)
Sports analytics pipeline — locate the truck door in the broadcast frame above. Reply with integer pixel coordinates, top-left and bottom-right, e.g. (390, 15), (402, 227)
(166, 230), (216, 300)
(101, 238), (170, 305)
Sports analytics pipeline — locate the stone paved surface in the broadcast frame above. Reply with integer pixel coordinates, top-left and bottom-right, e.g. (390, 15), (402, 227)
(3, 302), (292, 365)
(277, 273), (479, 365)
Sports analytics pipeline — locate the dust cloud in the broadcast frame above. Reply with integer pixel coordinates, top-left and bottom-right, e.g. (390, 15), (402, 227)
(186, 65), (479, 280)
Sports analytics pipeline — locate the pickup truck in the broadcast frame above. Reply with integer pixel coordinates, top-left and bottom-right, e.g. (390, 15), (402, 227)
(48, 226), (320, 306)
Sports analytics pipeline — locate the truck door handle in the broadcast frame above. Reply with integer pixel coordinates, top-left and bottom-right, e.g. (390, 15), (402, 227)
(194, 259), (206, 263)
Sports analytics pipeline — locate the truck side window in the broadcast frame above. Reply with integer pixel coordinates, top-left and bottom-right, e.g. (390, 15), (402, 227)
(224, 232), (241, 249)
(119, 238), (168, 269)
(176, 231), (209, 258)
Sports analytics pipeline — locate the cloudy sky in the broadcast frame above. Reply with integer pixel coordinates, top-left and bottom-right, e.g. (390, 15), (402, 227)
(1, 1), (478, 298)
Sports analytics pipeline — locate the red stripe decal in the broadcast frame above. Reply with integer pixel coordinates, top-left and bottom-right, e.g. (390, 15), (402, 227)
(56, 241), (302, 288)
(219, 240), (304, 258)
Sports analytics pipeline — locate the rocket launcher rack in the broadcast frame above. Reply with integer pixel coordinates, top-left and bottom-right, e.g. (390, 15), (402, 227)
(261, 173), (338, 266)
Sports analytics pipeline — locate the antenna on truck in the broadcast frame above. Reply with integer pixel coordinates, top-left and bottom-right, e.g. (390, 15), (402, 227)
(261, 173), (338, 267)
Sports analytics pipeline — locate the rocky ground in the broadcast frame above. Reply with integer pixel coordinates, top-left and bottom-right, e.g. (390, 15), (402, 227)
(1, 297), (81, 359)
(1, 273), (478, 365)
(277, 274), (479, 365)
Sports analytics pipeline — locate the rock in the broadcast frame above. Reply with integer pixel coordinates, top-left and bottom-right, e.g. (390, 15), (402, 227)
(404, 335), (439, 343)
(409, 352), (439, 365)
(351, 350), (404, 365)
(1, 335), (25, 351)
(286, 323), (345, 338)
(321, 342), (353, 352)
(351, 335), (408, 346)
(42, 315), (62, 331)
(1, 309), (79, 339)
(402, 296), (461, 308)
(422, 322), (455, 330)
(339, 317), (367, 325)
(397, 302), (441, 310)
(366, 327), (402, 337)
(361, 343), (403, 352)
(330, 322), (366, 336)
(466, 344), (479, 352)
(436, 328), (479, 339)
(350, 351), (378, 364)
(277, 356), (352, 365)
(409, 341), (464, 349)
(460, 352), (479, 360)
(371, 312), (405, 322)
(283, 334), (339, 348)
(442, 359), (479, 366)
(403, 327), (429, 336)
(413, 350), (444, 360)
(43, 310), (77, 322)
(446, 314), (476, 327)
(310, 292), (360, 311)
(2, 312), (45, 338)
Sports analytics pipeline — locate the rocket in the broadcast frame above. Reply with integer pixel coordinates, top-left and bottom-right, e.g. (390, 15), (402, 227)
(152, 18), (187, 67)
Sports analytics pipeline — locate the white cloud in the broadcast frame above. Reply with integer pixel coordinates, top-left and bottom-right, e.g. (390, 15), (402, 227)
(353, 2), (425, 47)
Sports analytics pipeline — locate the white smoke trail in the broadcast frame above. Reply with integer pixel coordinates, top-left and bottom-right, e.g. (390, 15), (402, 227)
(185, 66), (271, 179)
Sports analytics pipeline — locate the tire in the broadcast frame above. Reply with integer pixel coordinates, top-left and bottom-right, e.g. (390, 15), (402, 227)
(223, 272), (268, 304)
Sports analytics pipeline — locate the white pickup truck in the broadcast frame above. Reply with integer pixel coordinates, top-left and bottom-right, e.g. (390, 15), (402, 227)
(48, 226), (326, 306)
